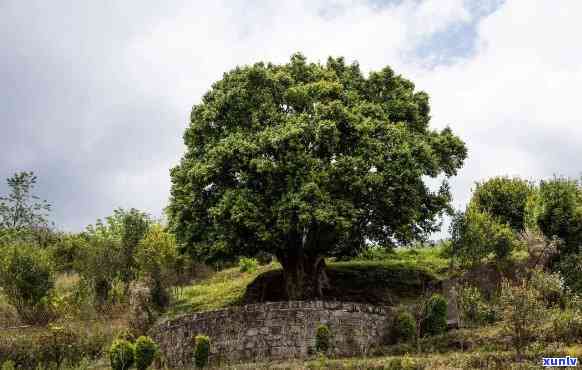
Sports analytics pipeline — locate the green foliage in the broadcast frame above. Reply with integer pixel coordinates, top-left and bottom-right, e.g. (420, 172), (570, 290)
(49, 234), (86, 273)
(78, 208), (151, 307)
(457, 285), (498, 327)
(471, 177), (533, 231)
(134, 336), (158, 370)
(537, 177), (582, 256)
(315, 324), (332, 354)
(422, 294), (447, 336)
(109, 339), (135, 370)
(0, 243), (55, 324)
(0, 326), (107, 369)
(0, 172), (52, 244)
(193, 335), (210, 368)
(37, 325), (84, 369)
(0, 361), (14, 370)
(168, 53), (466, 299)
(75, 236), (123, 307)
(558, 253), (582, 293)
(551, 309), (582, 344)
(238, 257), (258, 273)
(120, 209), (151, 283)
(500, 276), (547, 359)
(450, 206), (516, 267)
(393, 311), (416, 342)
(135, 224), (179, 309)
(528, 268), (566, 308)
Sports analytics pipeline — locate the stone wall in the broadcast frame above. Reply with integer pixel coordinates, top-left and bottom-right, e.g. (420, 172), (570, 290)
(149, 301), (394, 368)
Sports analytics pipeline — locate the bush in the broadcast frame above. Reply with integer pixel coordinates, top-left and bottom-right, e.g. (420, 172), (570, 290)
(1, 361), (15, 370)
(193, 335), (210, 368)
(529, 269), (566, 308)
(0, 327), (107, 369)
(450, 207), (517, 267)
(238, 257), (258, 273)
(500, 277), (546, 360)
(558, 253), (582, 294)
(0, 243), (56, 324)
(551, 309), (582, 344)
(393, 311), (416, 342)
(37, 325), (84, 369)
(422, 294), (447, 336)
(315, 324), (332, 354)
(109, 339), (135, 370)
(134, 336), (158, 370)
(135, 224), (178, 310)
(471, 176), (533, 232)
(49, 234), (86, 273)
(457, 285), (499, 327)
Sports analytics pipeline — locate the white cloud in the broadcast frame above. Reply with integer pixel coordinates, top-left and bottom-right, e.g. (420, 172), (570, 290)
(415, 0), (582, 210)
(4, 0), (582, 234)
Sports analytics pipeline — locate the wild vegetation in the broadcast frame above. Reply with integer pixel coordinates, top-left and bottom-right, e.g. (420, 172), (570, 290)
(1, 55), (582, 369)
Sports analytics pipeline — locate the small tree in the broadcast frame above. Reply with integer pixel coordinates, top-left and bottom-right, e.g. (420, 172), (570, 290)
(0, 171), (52, 245)
(193, 335), (210, 368)
(76, 236), (123, 307)
(393, 310), (416, 342)
(110, 339), (135, 370)
(135, 224), (178, 309)
(0, 243), (55, 324)
(471, 177), (533, 232)
(134, 336), (158, 370)
(450, 206), (516, 267)
(422, 294), (448, 336)
(500, 277), (545, 361)
(315, 324), (332, 354)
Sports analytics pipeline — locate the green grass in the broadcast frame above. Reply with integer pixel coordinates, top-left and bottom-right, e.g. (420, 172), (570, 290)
(166, 246), (451, 317)
(167, 262), (280, 317)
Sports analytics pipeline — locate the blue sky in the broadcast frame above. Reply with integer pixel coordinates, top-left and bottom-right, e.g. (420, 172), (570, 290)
(1, 0), (581, 235)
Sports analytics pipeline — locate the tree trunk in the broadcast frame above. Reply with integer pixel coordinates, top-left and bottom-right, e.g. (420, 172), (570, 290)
(277, 250), (328, 300)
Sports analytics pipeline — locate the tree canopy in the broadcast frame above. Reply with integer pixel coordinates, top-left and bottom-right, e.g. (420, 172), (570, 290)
(471, 177), (533, 232)
(167, 54), (467, 299)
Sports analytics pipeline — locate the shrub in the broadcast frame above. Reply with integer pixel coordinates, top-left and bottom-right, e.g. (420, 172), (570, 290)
(37, 325), (83, 369)
(135, 224), (178, 310)
(238, 257), (258, 273)
(0, 243), (56, 324)
(422, 294), (447, 336)
(551, 309), (582, 344)
(457, 285), (499, 327)
(0, 326), (106, 369)
(1, 361), (15, 370)
(450, 206), (517, 267)
(75, 236), (123, 308)
(529, 269), (566, 308)
(500, 277), (546, 360)
(109, 339), (135, 370)
(393, 311), (416, 342)
(471, 176), (533, 232)
(315, 324), (332, 354)
(134, 336), (158, 370)
(49, 234), (86, 273)
(558, 253), (582, 294)
(193, 335), (210, 368)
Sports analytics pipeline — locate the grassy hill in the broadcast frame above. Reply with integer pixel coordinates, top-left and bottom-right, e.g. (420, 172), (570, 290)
(166, 246), (449, 318)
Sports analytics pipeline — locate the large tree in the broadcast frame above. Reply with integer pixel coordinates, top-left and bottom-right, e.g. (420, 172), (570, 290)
(167, 54), (467, 299)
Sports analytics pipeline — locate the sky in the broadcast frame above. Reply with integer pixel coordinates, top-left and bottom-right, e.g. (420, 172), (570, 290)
(1, 0), (581, 234)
